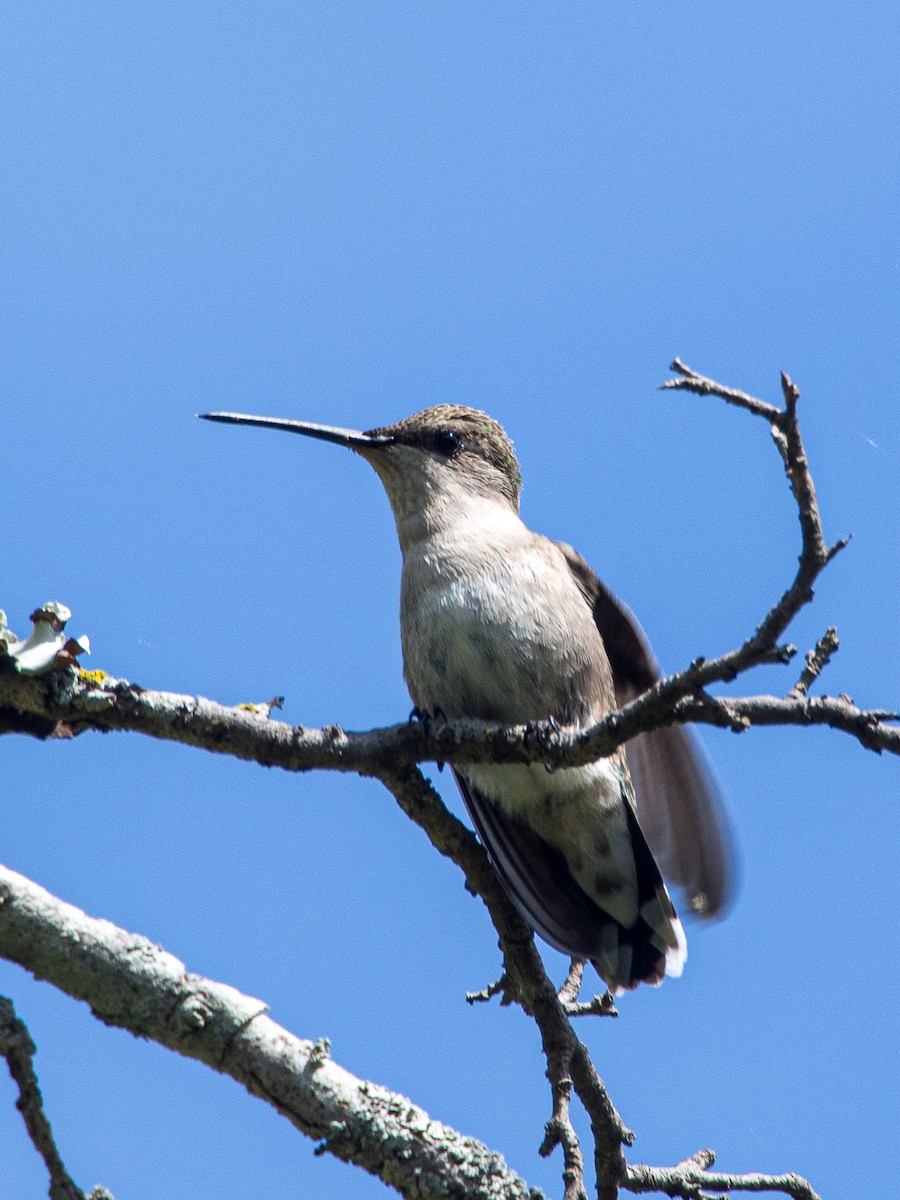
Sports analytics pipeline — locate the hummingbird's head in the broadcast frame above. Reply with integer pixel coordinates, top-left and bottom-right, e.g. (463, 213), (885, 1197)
(200, 404), (522, 543)
(364, 405), (522, 516)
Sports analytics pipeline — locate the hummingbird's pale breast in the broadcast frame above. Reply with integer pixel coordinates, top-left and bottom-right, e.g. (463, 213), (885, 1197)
(397, 493), (648, 937)
(399, 499), (614, 725)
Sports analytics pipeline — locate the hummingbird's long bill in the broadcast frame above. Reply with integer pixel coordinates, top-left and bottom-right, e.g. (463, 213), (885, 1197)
(199, 412), (394, 449)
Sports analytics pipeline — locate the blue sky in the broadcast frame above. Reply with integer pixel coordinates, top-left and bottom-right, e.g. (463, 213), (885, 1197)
(2, 3), (898, 1197)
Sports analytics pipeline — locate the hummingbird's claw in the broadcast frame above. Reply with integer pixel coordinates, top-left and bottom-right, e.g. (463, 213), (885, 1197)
(408, 704), (446, 726)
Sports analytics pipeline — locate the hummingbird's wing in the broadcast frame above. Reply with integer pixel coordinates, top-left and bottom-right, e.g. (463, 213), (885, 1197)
(556, 542), (736, 918)
(451, 766), (678, 989)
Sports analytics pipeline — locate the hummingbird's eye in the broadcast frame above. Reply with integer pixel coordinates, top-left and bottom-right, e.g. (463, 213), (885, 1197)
(435, 430), (463, 456)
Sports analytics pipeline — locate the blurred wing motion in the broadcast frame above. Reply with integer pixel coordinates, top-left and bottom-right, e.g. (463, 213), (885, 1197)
(558, 542), (737, 918)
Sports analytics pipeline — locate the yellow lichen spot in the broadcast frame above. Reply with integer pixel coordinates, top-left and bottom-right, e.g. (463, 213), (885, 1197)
(78, 668), (108, 685)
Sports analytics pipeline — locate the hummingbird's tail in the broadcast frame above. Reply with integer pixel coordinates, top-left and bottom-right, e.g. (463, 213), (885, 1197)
(589, 798), (687, 992)
(453, 768), (686, 992)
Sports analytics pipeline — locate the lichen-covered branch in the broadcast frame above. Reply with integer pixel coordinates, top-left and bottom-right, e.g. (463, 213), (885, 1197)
(1, 659), (897, 775)
(0, 864), (534, 1200)
(0, 848), (822, 1200)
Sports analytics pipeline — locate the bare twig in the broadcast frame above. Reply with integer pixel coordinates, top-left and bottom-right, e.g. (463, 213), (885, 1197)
(557, 960), (585, 1006)
(661, 359), (784, 422)
(656, 362), (846, 696)
(668, 691), (899, 754)
(625, 1148), (821, 1200)
(788, 629), (840, 699)
(0, 996), (87, 1200)
(465, 976), (509, 1005)
(563, 993), (618, 1019)
(555, 962), (617, 1018)
(539, 1072), (587, 1200)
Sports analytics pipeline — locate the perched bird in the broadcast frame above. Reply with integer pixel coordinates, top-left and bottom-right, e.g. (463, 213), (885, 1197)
(201, 404), (733, 991)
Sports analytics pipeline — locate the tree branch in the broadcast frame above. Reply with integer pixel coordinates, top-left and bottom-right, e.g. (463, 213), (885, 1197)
(787, 629), (840, 700)
(669, 690), (899, 752)
(625, 1149), (821, 1200)
(539, 1070), (587, 1200)
(1, 662), (897, 776)
(0, 864), (535, 1200)
(655, 362), (845, 685)
(0, 995), (91, 1200)
(378, 767), (632, 1199)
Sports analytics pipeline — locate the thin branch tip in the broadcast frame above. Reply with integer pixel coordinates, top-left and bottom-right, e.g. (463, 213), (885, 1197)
(465, 975), (508, 1005)
(780, 370), (800, 405)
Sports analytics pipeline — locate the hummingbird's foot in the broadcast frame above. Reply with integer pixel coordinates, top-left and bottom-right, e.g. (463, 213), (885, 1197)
(521, 715), (561, 772)
(408, 704), (447, 730)
(409, 706), (448, 771)
(543, 715), (562, 773)
(523, 714), (559, 738)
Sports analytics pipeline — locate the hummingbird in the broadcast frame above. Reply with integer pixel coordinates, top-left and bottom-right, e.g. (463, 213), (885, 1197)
(201, 404), (733, 991)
